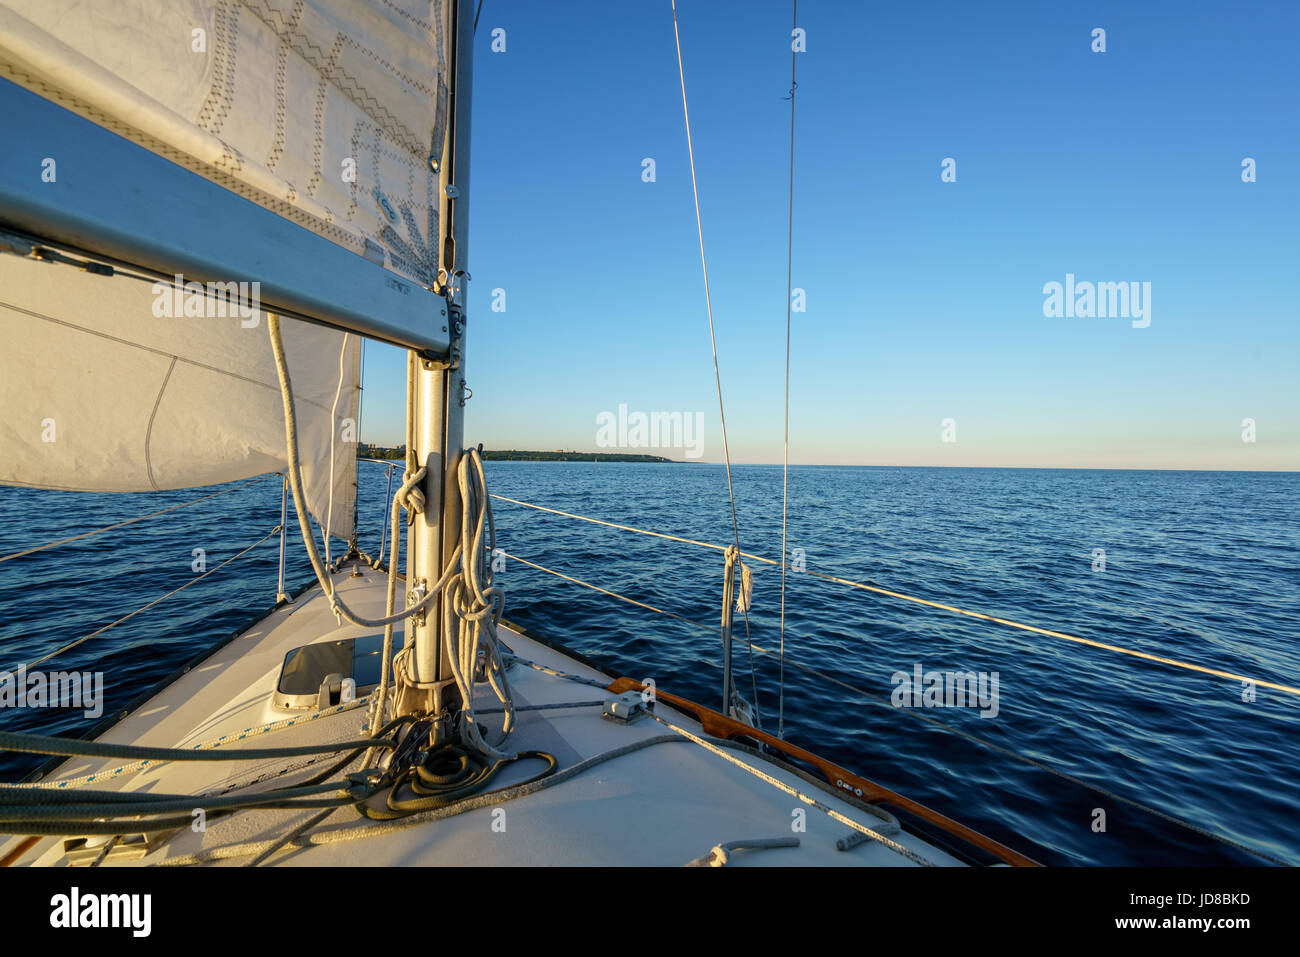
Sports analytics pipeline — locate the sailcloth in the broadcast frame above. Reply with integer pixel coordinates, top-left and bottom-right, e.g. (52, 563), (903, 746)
(0, 255), (361, 538)
(0, 0), (448, 286)
(0, 0), (453, 538)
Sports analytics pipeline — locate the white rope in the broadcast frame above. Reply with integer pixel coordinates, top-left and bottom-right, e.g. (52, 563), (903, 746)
(267, 314), (514, 752)
(324, 332), (351, 565)
(367, 465), (427, 737)
(268, 313), (447, 630)
(441, 451), (515, 759)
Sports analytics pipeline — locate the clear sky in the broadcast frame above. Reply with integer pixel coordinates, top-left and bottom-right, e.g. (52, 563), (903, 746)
(360, 0), (1299, 470)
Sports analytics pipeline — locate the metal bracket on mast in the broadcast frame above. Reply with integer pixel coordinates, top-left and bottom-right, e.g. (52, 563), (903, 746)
(420, 292), (466, 371)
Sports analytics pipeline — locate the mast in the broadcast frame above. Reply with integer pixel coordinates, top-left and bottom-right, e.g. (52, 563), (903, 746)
(406, 0), (473, 727)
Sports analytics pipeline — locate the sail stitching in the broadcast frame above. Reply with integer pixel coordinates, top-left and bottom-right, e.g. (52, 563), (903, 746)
(0, 51), (441, 286)
(196, 0), (240, 137)
(240, 0), (433, 155)
(265, 0), (306, 173)
(0, 60), (371, 260)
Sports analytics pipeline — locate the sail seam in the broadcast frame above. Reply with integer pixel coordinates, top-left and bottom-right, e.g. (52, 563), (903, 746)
(144, 358), (178, 491)
(0, 300), (338, 417)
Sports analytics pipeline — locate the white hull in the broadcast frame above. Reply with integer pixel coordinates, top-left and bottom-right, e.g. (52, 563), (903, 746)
(4, 562), (972, 867)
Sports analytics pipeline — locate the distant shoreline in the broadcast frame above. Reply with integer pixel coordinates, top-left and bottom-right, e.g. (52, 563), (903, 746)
(357, 447), (685, 463)
(356, 448), (1296, 472)
(480, 450), (681, 463)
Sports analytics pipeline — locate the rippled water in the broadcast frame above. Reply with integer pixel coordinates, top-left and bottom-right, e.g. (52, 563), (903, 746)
(2, 463), (1297, 866)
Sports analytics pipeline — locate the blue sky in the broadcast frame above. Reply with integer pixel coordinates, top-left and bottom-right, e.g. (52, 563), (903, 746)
(361, 0), (1299, 469)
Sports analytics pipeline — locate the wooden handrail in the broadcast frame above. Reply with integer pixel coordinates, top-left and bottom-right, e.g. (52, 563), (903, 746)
(0, 836), (39, 868)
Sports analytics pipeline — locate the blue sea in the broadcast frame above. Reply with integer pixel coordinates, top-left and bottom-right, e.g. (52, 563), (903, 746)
(2, 463), (1297, 866)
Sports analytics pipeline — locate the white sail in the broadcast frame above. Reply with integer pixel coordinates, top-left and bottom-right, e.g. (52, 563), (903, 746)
(0, 254), (360, 538)
(0, 0), (448, 289)
(0, 0), (454, 537)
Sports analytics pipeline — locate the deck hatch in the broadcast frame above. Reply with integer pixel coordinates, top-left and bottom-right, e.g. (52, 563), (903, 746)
(273, 633), (400, 711)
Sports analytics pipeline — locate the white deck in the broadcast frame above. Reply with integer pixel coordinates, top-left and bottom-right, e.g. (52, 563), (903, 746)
(4, 564), (966, 867)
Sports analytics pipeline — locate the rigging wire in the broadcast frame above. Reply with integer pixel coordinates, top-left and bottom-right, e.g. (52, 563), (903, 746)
(18, 526), (281, 671)
(735, 638), (1289, 866)
(778, 0), (798, 740)
(491, 494), (1300, 698)
(490, 545), (1292, 865)
(499, 550), (707, 629)
(0, 475), (274, 565)
(669, 0), (761, 724)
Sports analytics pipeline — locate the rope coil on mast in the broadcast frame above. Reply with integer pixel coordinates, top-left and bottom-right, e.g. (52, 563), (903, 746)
(267, 313), (517, 759)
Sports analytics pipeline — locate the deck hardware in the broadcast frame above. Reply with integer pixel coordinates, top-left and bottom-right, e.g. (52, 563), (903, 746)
(685, 837), (800, 867)
(720, 546), (759, 728)
(387, 717), (436, 773)
(316, 672), (344, 709)
(63, 833), (160, 866)
(602, 690), (650, 724)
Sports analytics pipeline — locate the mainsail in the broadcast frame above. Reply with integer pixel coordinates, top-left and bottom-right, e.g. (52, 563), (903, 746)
(0, 0), (454, 538)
